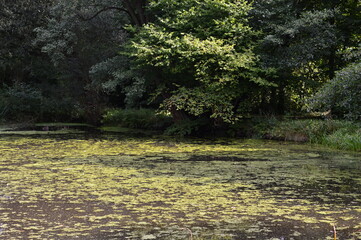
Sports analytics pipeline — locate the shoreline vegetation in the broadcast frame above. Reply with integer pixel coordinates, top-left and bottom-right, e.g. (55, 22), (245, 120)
(255, 118), (361, 152)
(1, 109), (360, 152)
(101, 108), (361, 152)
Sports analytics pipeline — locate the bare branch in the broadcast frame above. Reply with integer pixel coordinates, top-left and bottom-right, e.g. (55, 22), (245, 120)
(78, 6), (129, 21)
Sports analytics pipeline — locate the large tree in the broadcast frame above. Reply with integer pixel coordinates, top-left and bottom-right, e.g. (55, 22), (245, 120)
(0, 0), (53, 84)
(308, 43), (361, 120)
(127, 0), (271, 123)
(250, 0), (361, 114)
(0, 0), (151, 122)
(33, 0), (131, 123)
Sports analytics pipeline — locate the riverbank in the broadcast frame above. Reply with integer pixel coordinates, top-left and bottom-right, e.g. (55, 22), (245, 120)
(248, 118), (361, 152)
(1, 117), (360, 152)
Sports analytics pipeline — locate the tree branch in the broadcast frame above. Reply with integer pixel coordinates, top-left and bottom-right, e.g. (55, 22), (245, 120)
(78, 6), (129, 21)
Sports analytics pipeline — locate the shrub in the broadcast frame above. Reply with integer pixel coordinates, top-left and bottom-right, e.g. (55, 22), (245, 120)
(40, 97), (83, 122)
(249, 116), (280, 138)
(102, 108), (172, 130)
(308, 62), (361, 120)
(255, 118), (361, 151)
(265, 119), (358, 141)
(0, 84), (85, 123)
(270, 120), (328, 142)
(0, 84), (42, 122)
(322, 128), (361, 151)
(164, 118), (209, 137)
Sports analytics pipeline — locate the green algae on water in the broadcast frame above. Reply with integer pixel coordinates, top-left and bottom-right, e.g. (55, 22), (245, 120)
(0, 134), (361, 239)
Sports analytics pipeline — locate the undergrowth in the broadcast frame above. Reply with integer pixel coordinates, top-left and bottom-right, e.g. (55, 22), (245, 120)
(102, 108), (172, 130)
(254, 118), (361, 151)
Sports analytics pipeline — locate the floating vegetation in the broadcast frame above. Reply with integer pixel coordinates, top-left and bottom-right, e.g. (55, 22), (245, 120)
(0, 133), (360, 239)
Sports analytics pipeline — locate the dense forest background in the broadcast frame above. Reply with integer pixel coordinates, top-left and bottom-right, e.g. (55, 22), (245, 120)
(0, 0), (360, 133)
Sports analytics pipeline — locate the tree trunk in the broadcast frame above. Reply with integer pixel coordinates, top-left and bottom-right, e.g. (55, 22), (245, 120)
(122, 0), (148, 26)
(277, 86), (285, 115)
(328, 48), (336, 80)
(169, 106), (189, 123)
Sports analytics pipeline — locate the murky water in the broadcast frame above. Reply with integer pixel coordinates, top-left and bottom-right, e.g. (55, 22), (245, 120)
(0, 132), (360, 239)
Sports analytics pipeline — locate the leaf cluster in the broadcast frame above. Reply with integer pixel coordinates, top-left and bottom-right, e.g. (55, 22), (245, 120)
(128, 0), (267, 122)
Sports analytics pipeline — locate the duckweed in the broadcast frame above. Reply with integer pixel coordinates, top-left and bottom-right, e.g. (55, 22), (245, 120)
(0, 133), (360, 239)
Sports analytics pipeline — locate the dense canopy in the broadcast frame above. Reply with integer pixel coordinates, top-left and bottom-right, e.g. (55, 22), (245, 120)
(0, 0), (360, 125)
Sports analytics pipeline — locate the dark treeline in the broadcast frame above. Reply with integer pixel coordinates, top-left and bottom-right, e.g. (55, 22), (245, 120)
(0, 0), (360, 129)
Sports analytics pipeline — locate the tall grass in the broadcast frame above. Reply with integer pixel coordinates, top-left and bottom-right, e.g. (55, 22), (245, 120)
(322, 128), (361, 151)
(255, 118), (361, 151)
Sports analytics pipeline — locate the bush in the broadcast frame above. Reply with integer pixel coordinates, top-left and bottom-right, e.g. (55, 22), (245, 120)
(255, 118), (361, 151)
(164, 118), (209, 137)
(0, 84), (42, 122)
(322, 128), (361, 151)
(308, 62), (361, 120)
(0, 84), (84, 123)
(40, 97), (83, 122)
(249, 116), (279, 137)
(102, 108), (172, 130)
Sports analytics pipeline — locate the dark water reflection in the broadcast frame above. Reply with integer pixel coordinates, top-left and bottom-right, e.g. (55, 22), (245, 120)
(0, 133), (360, 239)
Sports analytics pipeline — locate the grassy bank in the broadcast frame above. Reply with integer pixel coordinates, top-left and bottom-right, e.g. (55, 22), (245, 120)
(3, 108), (360, 152)
(252, 118), (361, 152)
(101, 109), (361, 151)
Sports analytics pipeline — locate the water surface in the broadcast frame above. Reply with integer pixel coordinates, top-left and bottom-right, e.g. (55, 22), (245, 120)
(0, 132), (360, 239)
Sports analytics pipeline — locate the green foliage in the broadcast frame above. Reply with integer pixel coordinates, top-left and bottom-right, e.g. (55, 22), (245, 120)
(252, 1), (338, 68)
(128, 0), (267, 122)
(40, 97), (83, 122)
(270, 120), (354, 141)
(102, 108), (172, 130)
(90, 55), (149, 108)
(251, 2), (333, 110)
(32, 0), (133, 124)
(0, 83), (84, 122)
(255, 118), (361, 151)
(0, 0), (52, 78)
(162, 87), (239, 123)
(164, 118), (209, 137)
(1, 0), (360, 127)
(309, 61), (361, 120)
(0, 84), (42, 121)
(323, 128), (361, 152)
(248, 116), (280, 138)
(249, 0), (361, 114)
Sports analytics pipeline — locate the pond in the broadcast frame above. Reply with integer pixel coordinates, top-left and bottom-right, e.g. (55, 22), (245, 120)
(0, 131), (360, 239)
